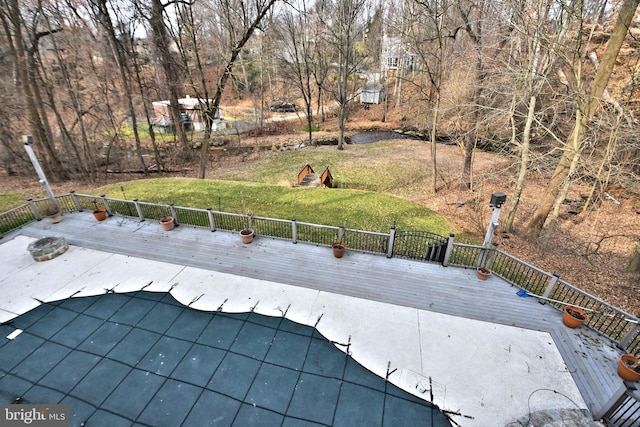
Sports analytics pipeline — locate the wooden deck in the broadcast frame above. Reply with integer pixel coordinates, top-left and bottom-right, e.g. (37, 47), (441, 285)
(6, 212), (626, 418)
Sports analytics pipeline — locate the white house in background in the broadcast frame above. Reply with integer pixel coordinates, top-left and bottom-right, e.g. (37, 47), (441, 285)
(381, 35), (415, 75)
(151, 95), (223, 132)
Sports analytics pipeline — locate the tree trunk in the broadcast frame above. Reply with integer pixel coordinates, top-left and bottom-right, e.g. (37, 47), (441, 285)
(429, 96), (439, 193)
(524, 0), (640, 237)
(583, 113), (621, 211)
(41, 11), (95, 181)
(131, 46), (164, 174)
(459, 0), (485, 190)
(543, 140), (582, 244)
(503, 94), (535, 233)
(526, 110), (583, 235)
(197, 0), (279, 178)
(627, 241), (640, 273)
(464, 72), (484, 189)
(94, 0), (148, 176)
(148, 0), (189, 153)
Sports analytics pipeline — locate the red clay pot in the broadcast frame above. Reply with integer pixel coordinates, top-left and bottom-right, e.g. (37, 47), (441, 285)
(618, 354), (640, 382)
(563, 306), (588, 328)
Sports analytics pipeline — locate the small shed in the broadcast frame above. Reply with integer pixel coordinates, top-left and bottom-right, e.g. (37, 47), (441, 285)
(360, 83), (385, 105)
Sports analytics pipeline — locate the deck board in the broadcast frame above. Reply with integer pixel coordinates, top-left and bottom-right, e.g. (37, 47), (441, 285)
(5, 212), (626, 416)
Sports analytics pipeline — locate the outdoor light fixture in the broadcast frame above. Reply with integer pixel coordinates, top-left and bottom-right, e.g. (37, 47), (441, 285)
(483, 192), (507, 246)
(489, 192), (507, 208)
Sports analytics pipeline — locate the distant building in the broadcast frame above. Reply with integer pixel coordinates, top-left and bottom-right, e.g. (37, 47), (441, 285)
(360, 82), (385, 105)
(152, 95), (223, 132)
(381, 35), (415, 75)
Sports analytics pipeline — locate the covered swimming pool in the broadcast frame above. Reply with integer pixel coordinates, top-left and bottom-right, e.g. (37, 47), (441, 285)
(0, 291), (452, 426)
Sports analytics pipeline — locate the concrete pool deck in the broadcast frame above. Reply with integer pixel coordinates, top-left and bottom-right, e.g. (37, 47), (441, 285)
(0, 233), (598, 426)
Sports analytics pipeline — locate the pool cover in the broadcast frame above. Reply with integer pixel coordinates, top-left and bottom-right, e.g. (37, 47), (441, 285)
(0, 291), (451, 426)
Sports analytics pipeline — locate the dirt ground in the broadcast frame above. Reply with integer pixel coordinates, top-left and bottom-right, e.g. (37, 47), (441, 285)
(3, 113), (639, 316)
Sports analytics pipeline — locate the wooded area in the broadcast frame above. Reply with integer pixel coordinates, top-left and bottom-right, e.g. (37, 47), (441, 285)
(1, 0), (640, 270)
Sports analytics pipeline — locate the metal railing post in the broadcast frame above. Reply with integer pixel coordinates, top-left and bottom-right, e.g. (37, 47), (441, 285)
(292, 219), (298, 244)
(27, 199), (41, 220)
(70, 191), (82, 212)
(619, 323), (639, 349)
(386, 226), (395, 258)
(207, 208), (216, 231)
(100, 194), (112, 216)
(169, 204), (179, 226)
(541, 273), (561, 303)
(133, 199), (144, 221)
(443, 234), (455, 267)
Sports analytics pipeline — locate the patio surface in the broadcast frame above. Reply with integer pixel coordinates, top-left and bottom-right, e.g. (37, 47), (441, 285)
(0, 213), (622, 426)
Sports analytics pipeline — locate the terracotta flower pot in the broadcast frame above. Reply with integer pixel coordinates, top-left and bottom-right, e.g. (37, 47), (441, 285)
(332, 242), (346, 258)
(617, 354), (640, 382)
(93, 209), (107, 221)
(476, 267), (491, 280)
(160, 216), (175, 231)
(240, 228), (254, 244)
(563, 305), (589, 328)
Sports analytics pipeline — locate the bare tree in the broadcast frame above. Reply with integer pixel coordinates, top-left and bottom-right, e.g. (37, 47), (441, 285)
(409, 0), (458, 193)
(145, 0), (190, 153)
(170, 0), (216, 141)
(0, 0), (68, 179)
(275, 3), (316, 144)
(323, 0), (367, 149)
(195, 0), (280, 178)
(628, 239), (640, 273)
(309, 0), (330, 124)
(89, 0), (149, 175)
(37, 3), (95, 181)
(525, 0), (640, 238)
(502, 0), (574, 232)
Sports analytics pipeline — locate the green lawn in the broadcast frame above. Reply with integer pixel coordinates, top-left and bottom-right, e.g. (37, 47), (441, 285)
(2, 140), (462, 238)
(97, 178), (453, 235)
(0, 192), (25, 212)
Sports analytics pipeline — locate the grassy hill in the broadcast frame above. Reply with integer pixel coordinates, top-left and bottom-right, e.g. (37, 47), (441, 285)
(95, 177), (454, 236)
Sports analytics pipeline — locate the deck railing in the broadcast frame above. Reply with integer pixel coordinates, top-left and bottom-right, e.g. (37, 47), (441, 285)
(446, 245), (640, 355)
(2, 192), (638, 354)
(595, 382), (639, 426)
(1, 191), (639, 422)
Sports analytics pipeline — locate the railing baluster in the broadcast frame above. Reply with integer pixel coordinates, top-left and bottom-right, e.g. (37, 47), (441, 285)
(70, 191), (82, 211)
(207, 208), (216, 231)
(291, 219), (297, 244)
(541, 273), (560, 304)
(99, 194), (112, 217)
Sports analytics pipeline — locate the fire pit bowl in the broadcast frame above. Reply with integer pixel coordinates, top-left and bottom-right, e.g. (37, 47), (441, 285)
(27, 237), (69, 262)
